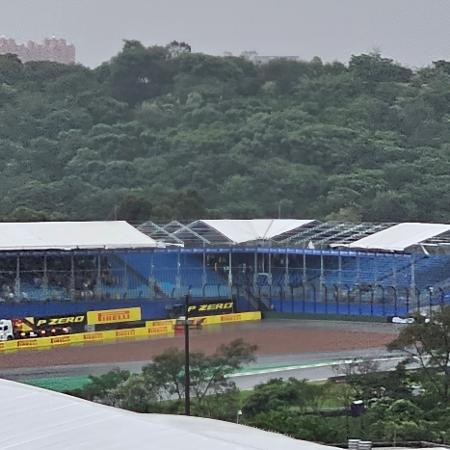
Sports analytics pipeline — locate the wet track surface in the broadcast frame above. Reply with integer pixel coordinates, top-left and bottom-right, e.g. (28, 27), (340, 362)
(0, 319), (401, 387)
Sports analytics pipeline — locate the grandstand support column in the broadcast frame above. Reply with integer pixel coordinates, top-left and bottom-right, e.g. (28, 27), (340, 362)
(284, 250), (289, 293)
(70, 254), (75, 299)
(228, 250), (233, 287)
(410, 255), (416, 309)
(393, 255), (398, 291)
(356, 252), (361, 284)
(253, 251), (257, 292)
(43, 254), (48, 300)
(176, 249), (181, 299)
(338, 251), (342, 288)
(268, 248), (272, 286)
(14, 255), (21, 301)
(202, 248), (207, 292)
(149, 252), (155, 299)
(95, 255), (102, 299)
(373, 252), (379, 285)
(302, 252), (307, 284)
(123, 253), (128, 294)
(319, 251), (324, 303)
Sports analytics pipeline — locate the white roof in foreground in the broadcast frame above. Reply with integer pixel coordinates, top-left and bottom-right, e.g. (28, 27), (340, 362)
(344, 223), (450, 252)
(1, 379), (339, 450)
(201, 219), (313, 244)
(0, 221), (162, 251)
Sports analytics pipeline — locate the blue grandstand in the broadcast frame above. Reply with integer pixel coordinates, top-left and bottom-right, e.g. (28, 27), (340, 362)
(1, 219), (450, 321)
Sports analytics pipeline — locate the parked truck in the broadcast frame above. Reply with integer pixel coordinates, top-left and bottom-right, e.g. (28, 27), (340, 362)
(0, 314), (86, 341)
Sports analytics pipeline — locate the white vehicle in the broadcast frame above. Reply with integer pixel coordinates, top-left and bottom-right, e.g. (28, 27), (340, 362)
(0, 317), (73, 341)
(0, 319), (15, 341)
(391, 315), (431, 325)
(391, 316), (415, 324)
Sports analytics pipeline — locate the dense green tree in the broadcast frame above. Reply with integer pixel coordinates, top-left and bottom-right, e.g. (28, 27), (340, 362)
(349, 53), (413, 83)
(107, 41), (173, 105)
(0, 41), (448, 222)
(69, 339), (256, 420)
(388, 306), (450, 402)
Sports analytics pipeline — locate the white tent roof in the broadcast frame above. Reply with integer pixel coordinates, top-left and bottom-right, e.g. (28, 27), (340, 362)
(0, 221), (162, 251)
(344, 223), (450, 252)
(200, 219), (313, 244)
(0, 379), (338, 450)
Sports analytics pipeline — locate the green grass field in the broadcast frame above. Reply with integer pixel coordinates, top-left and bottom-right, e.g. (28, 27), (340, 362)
(26, 375), (91, 392)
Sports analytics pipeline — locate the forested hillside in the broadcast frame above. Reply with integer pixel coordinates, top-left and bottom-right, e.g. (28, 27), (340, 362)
(0, 40), (449, 223)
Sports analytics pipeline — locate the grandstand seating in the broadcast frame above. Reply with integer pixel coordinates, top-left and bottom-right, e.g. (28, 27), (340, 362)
(228, 252), (450, 305)
(319, 254), (412, 286)
(114, 252), (229, 299)
(2, 249), (450, 320)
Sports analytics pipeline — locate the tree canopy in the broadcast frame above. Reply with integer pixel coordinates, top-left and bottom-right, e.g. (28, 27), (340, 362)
(0, 43), (449, 222)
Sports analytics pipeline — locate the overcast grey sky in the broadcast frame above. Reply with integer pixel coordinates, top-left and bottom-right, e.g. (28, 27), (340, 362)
(1, 0), (449, 67)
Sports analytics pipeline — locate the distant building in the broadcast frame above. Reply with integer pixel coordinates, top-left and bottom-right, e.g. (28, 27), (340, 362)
(240, 50), (300, 64)
(0, 37), (75, 64)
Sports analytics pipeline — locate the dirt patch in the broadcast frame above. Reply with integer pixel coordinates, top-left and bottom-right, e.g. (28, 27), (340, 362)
(0, 320), (396, 370)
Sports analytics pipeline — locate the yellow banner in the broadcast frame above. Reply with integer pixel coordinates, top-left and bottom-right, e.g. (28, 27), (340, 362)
(48, 335), (72, 346)
(87, 307), (141, 325)
(145, 319), (176, 328)
(15, 338), (39, 349)
(83, 331), (105, 342)
(199, 311), (262, 325)
(147, 325), (173, 337)
(114, 328), (146, 339)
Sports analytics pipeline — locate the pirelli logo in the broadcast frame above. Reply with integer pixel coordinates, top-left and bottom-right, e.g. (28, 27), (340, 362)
(17, 339), (38, 348)
(220, 314), (241, 322)
(87, 307), (141, 325)
(147, 325), (170, 335)
(115, 329), (136, 338)
(97, 310), (130, 322)
(83, 332), (104, 341)
(50, 336), (71, 344)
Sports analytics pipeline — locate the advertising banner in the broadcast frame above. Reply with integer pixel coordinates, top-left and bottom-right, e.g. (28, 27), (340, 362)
(146, 319), (176, 328)
(147, 325), (173, 337)
(187, 300), (234, 317)
(15, 338), (39, 349)
(200, 311), (261, 325)
(87, 307), (141, 325)
(34, 314), (86, 328)
(82, 331), (105, 342)
(14, 314), (86, 333)
(114, 328), (146, 339)
(48, 335), (73, 346)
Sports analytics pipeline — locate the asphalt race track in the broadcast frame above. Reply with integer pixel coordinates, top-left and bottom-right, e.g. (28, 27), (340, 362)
(0, 319), (402, 388)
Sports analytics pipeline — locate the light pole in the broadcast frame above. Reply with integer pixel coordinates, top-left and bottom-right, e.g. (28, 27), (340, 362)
(184, 292), (191, 416)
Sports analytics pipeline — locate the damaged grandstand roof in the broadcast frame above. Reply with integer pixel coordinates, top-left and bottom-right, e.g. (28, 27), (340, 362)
(194, 219), (315, 244)
(0, 379), (340, 450)
(139, 219), (450, 253)
(0, 221), (163, 251)
(140, 219), (316, 246)
(341, 223), (450, 252)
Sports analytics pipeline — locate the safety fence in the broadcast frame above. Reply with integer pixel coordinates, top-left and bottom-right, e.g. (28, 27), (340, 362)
(234, 283), (448, 317)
